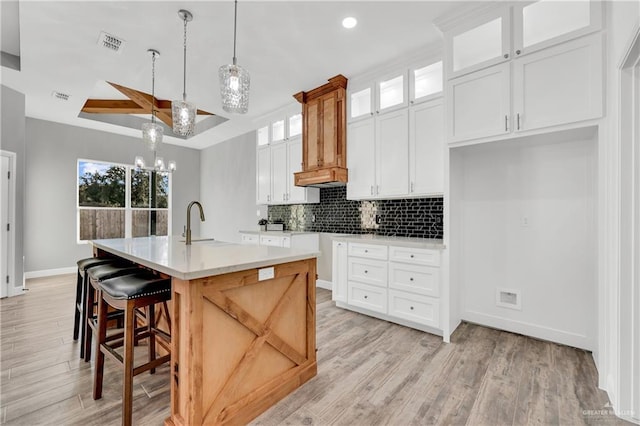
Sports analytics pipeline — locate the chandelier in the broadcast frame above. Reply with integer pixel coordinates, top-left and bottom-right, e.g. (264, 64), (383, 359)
(219, 0), (250, 114)
(136, 49), (176, 174)
(172, 10), (196, 136)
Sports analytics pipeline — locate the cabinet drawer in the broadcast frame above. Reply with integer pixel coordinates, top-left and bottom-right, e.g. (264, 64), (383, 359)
(348, 257), (387, 288)
(348, 243), (388, 260)
(260, 235), (284, 247)
(388, 290), (439, 328)
(348, 281), (387, 314)
(388, 262), (440, 297)
(240, 234), (259, 245)
(389, 246), (440, 266)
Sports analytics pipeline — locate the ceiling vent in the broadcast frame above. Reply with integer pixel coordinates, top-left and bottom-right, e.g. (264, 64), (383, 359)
(97, 31), (125, 53)
(51, 91), (70, 101)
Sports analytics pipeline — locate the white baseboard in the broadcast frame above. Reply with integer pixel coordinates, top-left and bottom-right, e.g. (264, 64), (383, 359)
(316, 279), (332, 291)
(25, 266), (76, 279)
(462, 310), (594, 351)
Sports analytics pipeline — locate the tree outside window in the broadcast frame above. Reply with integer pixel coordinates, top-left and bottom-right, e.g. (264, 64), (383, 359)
(77, 160), (170, 241)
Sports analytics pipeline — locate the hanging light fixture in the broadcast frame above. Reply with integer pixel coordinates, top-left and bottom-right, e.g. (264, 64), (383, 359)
(136, 49), (176, 174)
(172, 10), (196, 136)
(142, 49), (163, 150)
(219, 0), (250, 114)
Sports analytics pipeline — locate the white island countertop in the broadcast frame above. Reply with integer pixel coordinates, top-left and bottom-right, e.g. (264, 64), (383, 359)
(91, 236), (319, 281)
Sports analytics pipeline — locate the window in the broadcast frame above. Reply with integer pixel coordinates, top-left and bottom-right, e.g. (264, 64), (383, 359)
(77, 160), (171, 242)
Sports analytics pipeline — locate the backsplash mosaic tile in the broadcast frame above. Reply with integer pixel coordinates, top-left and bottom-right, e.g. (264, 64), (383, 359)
(267, 186), (443, 239)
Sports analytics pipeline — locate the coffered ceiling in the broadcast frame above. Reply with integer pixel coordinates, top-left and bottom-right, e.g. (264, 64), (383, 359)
(1, 1), (462, 150)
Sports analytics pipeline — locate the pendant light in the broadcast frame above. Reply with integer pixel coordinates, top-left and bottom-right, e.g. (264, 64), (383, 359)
(142, 49), (163, 150)
(219, 0), (250, 114)
(136, 49), (176, 174)
(172, 10), (196, 136)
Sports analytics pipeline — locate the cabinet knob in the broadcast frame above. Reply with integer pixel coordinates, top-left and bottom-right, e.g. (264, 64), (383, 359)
(504, 53), (509, 59)
(370, 112), (374, 116)
(410, 100), (414, 104)
(410, 254), (414, 258)
(364, 295), (368, 299)
(364, 270), (368, 274)
(364, 249), (368, 253)
(410, 306), (414, 310)
(410, 277), (414, 281)
(516, 49), (521, 55)
(376, 111), (379, 114)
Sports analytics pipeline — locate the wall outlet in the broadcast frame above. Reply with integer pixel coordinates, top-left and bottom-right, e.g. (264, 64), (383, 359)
(496, 288), (522, 310)
(521, 216), (530, 227)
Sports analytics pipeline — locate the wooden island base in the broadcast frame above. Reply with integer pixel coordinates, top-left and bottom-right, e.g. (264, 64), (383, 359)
(165, 258), (317, 426)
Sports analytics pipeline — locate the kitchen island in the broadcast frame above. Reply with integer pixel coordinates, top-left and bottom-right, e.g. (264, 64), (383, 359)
(90, 236), (318, 426)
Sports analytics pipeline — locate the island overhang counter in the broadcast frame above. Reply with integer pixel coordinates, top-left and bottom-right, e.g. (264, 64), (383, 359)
(90, 236), (319, 426)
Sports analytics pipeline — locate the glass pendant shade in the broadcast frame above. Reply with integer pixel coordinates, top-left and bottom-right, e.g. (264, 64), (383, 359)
(155, 156), (165, 171)
(142, 122), (163, 151)
(219, 63), (250, 114)
(171, 99), (196, 136)
(134, 156), (145, 169)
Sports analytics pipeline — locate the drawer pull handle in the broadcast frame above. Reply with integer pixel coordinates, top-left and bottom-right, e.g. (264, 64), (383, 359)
(410, 306), (414, 310)
(364, 295), (368, 299)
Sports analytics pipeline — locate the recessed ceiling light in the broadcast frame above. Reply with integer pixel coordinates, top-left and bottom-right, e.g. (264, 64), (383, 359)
(342, 17), (357, 29)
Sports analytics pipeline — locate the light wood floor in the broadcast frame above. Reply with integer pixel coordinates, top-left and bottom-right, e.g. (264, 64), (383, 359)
(0, 274), (627, 425)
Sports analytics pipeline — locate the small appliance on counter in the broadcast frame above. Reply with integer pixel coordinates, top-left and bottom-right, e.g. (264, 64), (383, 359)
(266, 223), (284, 231)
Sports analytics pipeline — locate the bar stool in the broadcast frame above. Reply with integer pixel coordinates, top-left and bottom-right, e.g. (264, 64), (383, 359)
(74, 257), (115, 358)
(83, 263), (141, 362)
(93, 272), (171, 426)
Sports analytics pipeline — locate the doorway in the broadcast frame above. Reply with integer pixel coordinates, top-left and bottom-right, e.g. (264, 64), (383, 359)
(619, 24), (640, 422)
(0, 151), (16, 298)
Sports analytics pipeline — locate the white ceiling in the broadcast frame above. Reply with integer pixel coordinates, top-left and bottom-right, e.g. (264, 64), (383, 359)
(1, 1), (463, 150)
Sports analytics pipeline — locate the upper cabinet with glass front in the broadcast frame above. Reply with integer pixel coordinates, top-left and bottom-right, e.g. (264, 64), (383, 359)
(255, 108), (303, 146)
(410, 60), (443, 104)
(444, 0), (602, 79)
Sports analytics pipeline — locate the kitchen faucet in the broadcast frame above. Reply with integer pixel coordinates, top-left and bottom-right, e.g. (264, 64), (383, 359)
(185, 201), (205, 245)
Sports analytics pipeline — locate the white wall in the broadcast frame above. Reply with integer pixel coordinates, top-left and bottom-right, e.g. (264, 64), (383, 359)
(451, 130), (598, 351)
(24, 118), (200, 274)
(1, 85), (26, 293)
(199, 131), (261, 243)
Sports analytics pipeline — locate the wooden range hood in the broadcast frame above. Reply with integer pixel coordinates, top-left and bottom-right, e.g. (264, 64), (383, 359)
(293, 75), (348, 187)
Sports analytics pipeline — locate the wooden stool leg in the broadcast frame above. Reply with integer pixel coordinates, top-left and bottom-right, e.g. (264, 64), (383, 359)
(93, 291), (107, 400)
(148, 304), (156, 374)
(83, 282), (96, 362)
(123, 301), (135, 426)
(73, 270), (82, 341)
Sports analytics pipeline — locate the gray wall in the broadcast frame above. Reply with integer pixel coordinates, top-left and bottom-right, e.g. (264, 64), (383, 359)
(199, 131), (260, 243)
(24, 118), (200, 272)
(1, 85), (26, 290)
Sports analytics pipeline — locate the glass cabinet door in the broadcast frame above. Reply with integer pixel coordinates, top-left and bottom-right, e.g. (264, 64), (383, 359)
(271, 119), (285, 143)
(448, 9), (511, 78)
(514, 0), (601, 56)
(377, 71), (408, 113)
(257, 125), (269, 146)
(287, 113), (302, 138)
(349, 86), (373, 121)
(411, 61), (443, 104)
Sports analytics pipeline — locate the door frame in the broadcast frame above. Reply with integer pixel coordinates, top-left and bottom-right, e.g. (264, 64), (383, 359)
(617, 22), (640, 422)
(1, 150), (16, 298)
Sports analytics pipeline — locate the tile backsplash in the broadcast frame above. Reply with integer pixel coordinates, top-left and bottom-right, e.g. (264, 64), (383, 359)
(267, 186), (443, 239)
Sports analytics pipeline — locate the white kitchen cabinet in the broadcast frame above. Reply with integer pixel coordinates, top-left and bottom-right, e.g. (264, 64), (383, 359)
(347, 69), (408, 122)
(347, 109), (409, 199)
(331, 241), (347, 303)
(257, 125), (270, 146)
(444, 1), (601, 79)
(260, 234), (290, 248)
(256, 138), (319, 206)
(409, 99), (444, 196)
(240, 233), (259, 245)
(447, 32), (602, 144)
(240, 232), (318, 251)
(376, 109), (409, 197)
(512, 33), (603, 132)
(346, 118), (375, 199)
(447, 8), (511, 78)
(447, 62), (510, 143)
(410, 60), (443, 105)
(333, 238), (445, 336)
(256, 146), (272, 204)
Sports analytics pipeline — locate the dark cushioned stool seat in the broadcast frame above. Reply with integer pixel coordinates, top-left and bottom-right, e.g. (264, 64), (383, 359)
(83, 263), (141, 362)
(74, 257), (117, 358)
(99, 273), (171, 300)
(93, 271), (172, 426)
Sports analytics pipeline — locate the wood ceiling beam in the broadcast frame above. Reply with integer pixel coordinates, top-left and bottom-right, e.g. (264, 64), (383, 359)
(81, 99), (147, 114)
(108, 82), (174, 128)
